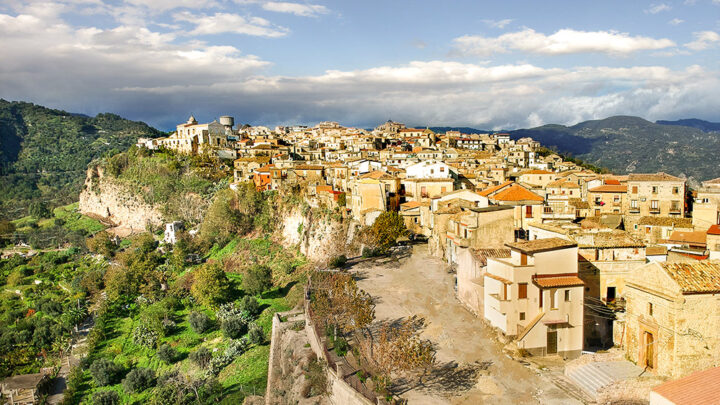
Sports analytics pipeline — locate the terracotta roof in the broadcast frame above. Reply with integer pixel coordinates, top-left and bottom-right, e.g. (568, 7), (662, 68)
(400, 201), (422, 210)
(638, 216), (693, 228)
(506, 237), (577, 255)
(1, 373), (47, 389)
(521, 169), (553, 175)
(533, 274), (584, 288)
(491, 184), (544, 202)
(478, 181), (513, 197)
(470, 248), (511, 267)
(707, 225), (720, 235)
(628, 172), (684, 182)
(669, 231), (707, 246)
(547, 179), (581, 189)
(652, 366), (720, 405)
(589, 185), (627, 193)
(485, 273), (512, 285)
(661, 261), (720, 294)
(295, 165), (324, 170)
(316, 185), (333, 193)
(604, 179), (621, 185)
(360, 170), (396, 180)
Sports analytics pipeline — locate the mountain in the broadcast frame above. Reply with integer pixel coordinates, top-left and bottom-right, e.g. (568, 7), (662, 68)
(656, 118), (720, 132)
(508, 116), (720, 182)
(427, 126), (492, 134)
(0, 100), (162, 219)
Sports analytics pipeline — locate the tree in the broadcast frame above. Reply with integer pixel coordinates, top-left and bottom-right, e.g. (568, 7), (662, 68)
(329, 255), (347, 268)
(366, 211), (408, 252)
(29, 202), (51, 218)
(238, 296), (260, 317)
(156, 344), (177, 363)
(86, 231), (117, 257)
(122, 367), (156, 393)
(0, 220), (15, 246)
(311, 272), (374, 340)
(188, 311), (211, 334)
(337, 192), (346, 207)
(189, 347), (211, 369)
(92, 390), (119, 405)
(373, 316), (435, 389)
(221, 315), (247, 339)
(90, 359), (121, 387)
(190, 263), (231, 307)
(243, 264), (272, 296)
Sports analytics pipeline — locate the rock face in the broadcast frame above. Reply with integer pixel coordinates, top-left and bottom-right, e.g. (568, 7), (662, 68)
(79, 166), (164, 232)
(281, 206), (349, 264)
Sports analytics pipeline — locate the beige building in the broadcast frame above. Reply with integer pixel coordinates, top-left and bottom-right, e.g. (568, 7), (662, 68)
(693, 177), (720, 230)
(159, 115), (230, 154)
(627, 173), (686, 218)
(623, 260), (720, 378)
(484, 238), (584, 358)
(518, 169), (556, 188)
(588, 184), (628, 216)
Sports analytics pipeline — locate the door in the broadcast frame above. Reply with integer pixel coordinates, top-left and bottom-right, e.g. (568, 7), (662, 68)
(607, 287), (616, 302)
(547, 330), (558, 355)
(645, 332), (654, 369)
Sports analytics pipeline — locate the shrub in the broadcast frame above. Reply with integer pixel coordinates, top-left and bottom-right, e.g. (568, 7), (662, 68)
(156, 344), (177, 363)
(189, 347), (211, 369)
(132, 323), (159, 348)
(225, 338), (249, 357)
(188, 311), (211, 334)
(334, 337), (349, 357)
(238, 296), (260, 317)
(92, 390), (119, 405)
(337, 192), (346, 207)
(221, 315), (247, 339)
(248, 322), (264, 345)
(122, 367), (156, 393)
(243, 264), (272, 296)
(89, 358), (121, 387)
(29, 202), (51, 218)
(329, 255), (347, 268)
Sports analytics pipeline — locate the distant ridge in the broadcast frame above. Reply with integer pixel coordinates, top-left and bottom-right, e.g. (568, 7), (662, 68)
(656, 118), (720, 132)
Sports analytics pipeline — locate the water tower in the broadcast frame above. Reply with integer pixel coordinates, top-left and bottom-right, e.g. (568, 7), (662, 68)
(219, 115), (234, 130)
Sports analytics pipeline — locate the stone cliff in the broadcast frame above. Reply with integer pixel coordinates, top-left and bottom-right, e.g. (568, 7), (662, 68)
(280, 204), (353, 264)
(79, 166), (164, 233)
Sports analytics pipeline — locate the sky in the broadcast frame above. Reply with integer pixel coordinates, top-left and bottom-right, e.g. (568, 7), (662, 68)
(1, 0), (720, 130)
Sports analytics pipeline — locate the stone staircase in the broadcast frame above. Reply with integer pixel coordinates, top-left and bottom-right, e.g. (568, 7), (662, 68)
(566, 361), (643, 400)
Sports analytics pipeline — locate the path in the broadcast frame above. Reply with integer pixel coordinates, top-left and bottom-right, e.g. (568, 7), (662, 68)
(353, 244), (582, 404)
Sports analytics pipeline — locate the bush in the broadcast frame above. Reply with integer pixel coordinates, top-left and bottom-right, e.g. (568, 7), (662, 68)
(238, 296), (260, 317)
(122, 367), (156, 393)
(189, 347), (211, 369)
(329, 255), (347, 268)
(92, 390), (119, 405)
(132, 323), (159, 348)
(243, 264), (272, 296)
(365, 211), (408, 253)
(248, 322), (264, 345)
(188, 311), (211, 334)
(334, 337), (349, 357)
(89, 358), (121, 387)
(156, 344), (177, 363)
(225, 338), (249, 357)
(221, 315), (247, 339)
(29, 202), (51, 218)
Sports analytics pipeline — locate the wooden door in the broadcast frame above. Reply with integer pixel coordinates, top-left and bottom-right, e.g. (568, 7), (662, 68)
(547, 330), (558, 354)
(645, 332), (654, 369)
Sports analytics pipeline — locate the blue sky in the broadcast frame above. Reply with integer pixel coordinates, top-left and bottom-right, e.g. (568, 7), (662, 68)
(1, 0), (719, 130)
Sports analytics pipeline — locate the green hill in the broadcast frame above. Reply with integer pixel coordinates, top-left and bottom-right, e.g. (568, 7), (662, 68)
(509, 116), (720, 182)
(0, 100), (162, 219)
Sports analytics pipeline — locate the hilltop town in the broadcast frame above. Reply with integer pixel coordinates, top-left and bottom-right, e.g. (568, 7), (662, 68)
(129, 115), (720, 402)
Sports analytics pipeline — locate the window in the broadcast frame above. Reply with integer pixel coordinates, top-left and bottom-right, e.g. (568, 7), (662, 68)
(631, 199), (638, 208)
(652, 186), (658, 194)
(672, 186), (679, 194)
(565, 290), (571, 302)
(651, 200), (659, 210)
(614, 195), (620, 203)
(520, 253), (528, 266)
(441, 187), (446, 193)
(539, 290), (544, 308)
(525, 206), (533, 218)
(671, 201), (680, 212)
(518, 283), (528, 299)
(519, 312), (526, 321)
(648, 302), (653, 316)
(632, 186), (638, 193)
(550, 290), (557, 309)
(440, 167), (445, 172)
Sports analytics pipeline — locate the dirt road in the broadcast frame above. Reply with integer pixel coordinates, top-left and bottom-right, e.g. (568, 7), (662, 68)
(353, 244), (581, 404)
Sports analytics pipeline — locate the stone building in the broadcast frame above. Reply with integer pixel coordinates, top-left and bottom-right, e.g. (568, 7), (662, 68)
(622, 260), (720, 378)
(626, 173), (686, 218)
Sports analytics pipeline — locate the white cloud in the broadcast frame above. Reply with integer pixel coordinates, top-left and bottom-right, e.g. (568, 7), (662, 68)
(669, 18), (684, 25)
(645, 3), (671, 14)
(481, 18), (513, 29)
(123, 0), (219, 12)
(685, 30), (720, 50)
(453, 28), (675, 56)
(261, 2), (329, 17)
(174, 11), (289, 37)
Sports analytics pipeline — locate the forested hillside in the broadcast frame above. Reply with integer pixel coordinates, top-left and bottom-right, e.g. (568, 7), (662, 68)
(508, 116), (720, 182)
(0, 100), (162, 219)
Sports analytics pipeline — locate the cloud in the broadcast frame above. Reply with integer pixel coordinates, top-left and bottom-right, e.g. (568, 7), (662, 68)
(174, 11), (289, 37)
(481, 19), (513, 29)
(261, 2), (329, 17)
(669, 18), (684, 25)
(645, 3), (671, 14)
(685, 30), (720, 50)
(453, 28), (675, 56)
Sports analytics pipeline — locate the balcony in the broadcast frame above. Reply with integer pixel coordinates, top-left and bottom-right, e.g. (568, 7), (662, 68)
(487, 293), (511, 315)
(446, 231), (469, 248)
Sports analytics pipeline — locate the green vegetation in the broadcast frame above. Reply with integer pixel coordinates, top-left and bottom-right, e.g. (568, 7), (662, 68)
(0, 100), (162, 220)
